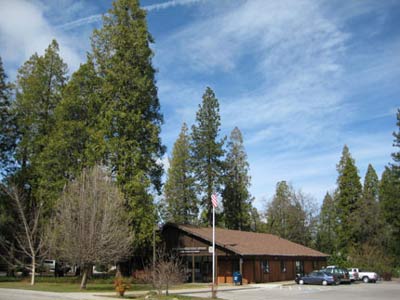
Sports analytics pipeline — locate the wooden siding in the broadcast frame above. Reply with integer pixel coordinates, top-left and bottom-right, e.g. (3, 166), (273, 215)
(162, 226), (328, 284)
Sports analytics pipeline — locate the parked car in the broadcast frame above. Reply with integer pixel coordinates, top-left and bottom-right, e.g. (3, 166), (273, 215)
(347, 268), (359, 282)
(321, 266), (351, 284)
(349, 268), (378, 283)
(43, 259), (56, 272)
(295, 271), (339, 286)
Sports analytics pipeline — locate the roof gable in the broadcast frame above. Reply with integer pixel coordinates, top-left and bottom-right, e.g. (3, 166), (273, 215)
(166, 224), (328, 257)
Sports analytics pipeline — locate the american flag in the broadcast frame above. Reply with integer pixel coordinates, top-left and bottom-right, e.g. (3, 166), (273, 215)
(211, 193), (218, 208)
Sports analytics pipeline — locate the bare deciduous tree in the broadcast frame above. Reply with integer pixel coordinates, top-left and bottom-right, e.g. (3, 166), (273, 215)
(146, 248), (185, 296)
(48, 165), (133, 289)
(0, 184), (46, 285)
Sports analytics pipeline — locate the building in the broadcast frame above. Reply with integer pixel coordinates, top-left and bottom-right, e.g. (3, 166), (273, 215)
(162, 223), (328, 284)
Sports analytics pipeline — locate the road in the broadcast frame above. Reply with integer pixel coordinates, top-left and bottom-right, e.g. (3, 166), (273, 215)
(0, 281), (399, 300)
(176, 281), (400, 300)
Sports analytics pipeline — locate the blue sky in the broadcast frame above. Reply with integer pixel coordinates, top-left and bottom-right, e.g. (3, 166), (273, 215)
(0, 0), (399, 210)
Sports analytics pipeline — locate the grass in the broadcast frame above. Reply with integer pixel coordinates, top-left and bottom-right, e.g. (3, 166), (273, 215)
(0, 277), (210, 294)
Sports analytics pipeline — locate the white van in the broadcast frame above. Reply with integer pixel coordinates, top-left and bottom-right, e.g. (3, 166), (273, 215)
(43, 259), (56, 272)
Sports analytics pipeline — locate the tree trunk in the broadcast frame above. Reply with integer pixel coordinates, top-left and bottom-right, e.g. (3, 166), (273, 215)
(31, 256), (35, 285)
(80, 265), (90, 290)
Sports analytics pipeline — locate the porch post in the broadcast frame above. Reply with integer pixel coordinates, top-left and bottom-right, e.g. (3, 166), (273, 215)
(192, 254), (195, 283)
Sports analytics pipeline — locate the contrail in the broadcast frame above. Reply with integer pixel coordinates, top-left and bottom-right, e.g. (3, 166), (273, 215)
(57, 0), (203, 31)
(145, 0), (202, 11)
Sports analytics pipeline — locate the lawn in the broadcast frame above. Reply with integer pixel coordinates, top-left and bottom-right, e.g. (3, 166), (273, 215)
(0, 277), (209, 294)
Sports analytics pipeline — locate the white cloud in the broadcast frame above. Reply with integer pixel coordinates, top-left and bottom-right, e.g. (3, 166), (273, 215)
(154, 0), (399, 210)
(0, 0), (83, 76)
(157, 0), (348, 151)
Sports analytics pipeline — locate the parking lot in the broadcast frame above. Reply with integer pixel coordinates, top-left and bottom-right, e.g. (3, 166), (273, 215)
(178, 280), (400, 300)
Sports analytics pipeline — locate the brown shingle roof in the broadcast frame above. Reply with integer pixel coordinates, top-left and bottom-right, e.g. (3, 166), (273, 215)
(173, 224), (328, 257)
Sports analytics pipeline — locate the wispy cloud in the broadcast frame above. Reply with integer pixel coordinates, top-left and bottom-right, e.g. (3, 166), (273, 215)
(145, 0), (204, 11)
(153, 0), (399, 206)
(56, 14), (103, 31)
(157, 0), (348, 149)
(0, 0), (83, 76)
(57, 0), (205, 31)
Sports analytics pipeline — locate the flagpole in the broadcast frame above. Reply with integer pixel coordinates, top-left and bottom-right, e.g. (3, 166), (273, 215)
(212, 204), (216, 298)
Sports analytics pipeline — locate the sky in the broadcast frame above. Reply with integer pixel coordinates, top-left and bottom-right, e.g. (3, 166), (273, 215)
(0, 0), (399, 210)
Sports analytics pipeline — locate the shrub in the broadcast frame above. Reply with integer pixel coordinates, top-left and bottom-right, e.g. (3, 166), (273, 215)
(114, 276), (131, 297)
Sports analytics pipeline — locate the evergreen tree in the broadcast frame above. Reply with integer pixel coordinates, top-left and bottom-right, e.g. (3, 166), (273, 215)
(354, 164), (380, 244)
(222, 127), (252, 230)
(316, 192), (337, 254)
(91, 0), (165, 246)
(191, 87), (225, 225)
(336, 144), (353, 176)
(391, 108), (400, 176)
(37, 59), (104, 203)
(13, 40), (68, 208)
(379, 167), (400, 264)
(379, 110), (400, 265)
(266, 181), (314, 245)
(164, 123), (198, 224)
(249, 207), (267, 232)
(0, 56), (15, 176)
(335, 145), (362, 255)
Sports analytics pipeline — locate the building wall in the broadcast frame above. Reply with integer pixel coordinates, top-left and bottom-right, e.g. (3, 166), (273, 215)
(239, 257), (327, 283)
(162, 226), (328, 284)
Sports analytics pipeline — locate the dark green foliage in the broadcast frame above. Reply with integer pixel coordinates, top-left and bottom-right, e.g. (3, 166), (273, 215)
(222, 127), (253, 230)
(391, 109), (400, 175)
(316, 192), (337, 255)
(13, 40), (68, 209)
(0, 56), (16, 175)
(91, 0), (165, 247)
(377, 110), (400, 267)
(266, 181), (316, 246)
(37, 59), (104, 203)
(379, 108), (400, 266)
(354, 164), (381, 245)
(164, 123), (198, 224)
(191, 87), (225, 225)
(335, 145), (362, 254)
(380, 167), (400, 265)
(249, 207), (266, 232)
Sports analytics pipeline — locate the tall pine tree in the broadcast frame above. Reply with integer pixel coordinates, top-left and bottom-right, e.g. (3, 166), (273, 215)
(13, 40), (68, 208)
(335, 145), (362, 255)
(0, 56), (15, 176)
(164, 123), (198, 224)
(222, 127), (252, 230)
(37, 58), (104, 203)
(191, 87), (224, 225)
(354, 164), (380, 245)
(316, 192), (338, 255)
(91, 0), (165, 246)
(391, 108), (400, 176)
(380, 109), (400, 265)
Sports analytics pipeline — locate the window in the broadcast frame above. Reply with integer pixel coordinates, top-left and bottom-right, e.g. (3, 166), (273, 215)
(295, 261), (304, 274)
(280, 260), (286, 273)
(312, 261), (318, 270)
(261, 260), (270, 273)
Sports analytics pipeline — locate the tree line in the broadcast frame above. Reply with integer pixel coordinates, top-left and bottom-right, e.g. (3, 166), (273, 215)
(0, 0), (161, 284)
(162, 87), (254, 230)
(1, 0), (399, 280)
